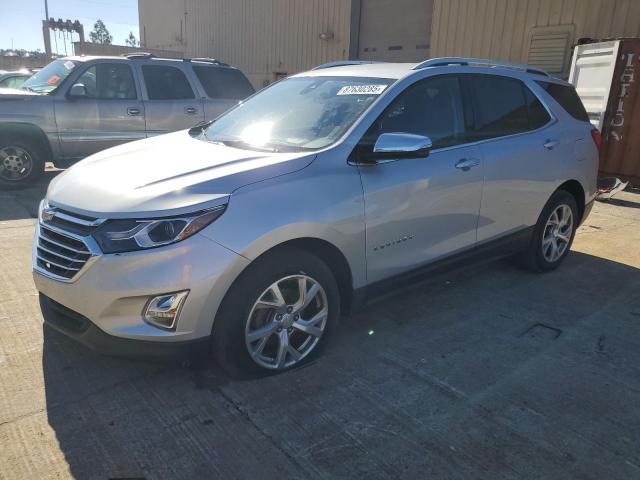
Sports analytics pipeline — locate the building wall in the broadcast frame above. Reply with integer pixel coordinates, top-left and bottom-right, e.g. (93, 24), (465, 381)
(431, 0), (640, 75)
(139, 0), (352, 88)
(73, 42), (183, 59)
(356, 0), (434, 62)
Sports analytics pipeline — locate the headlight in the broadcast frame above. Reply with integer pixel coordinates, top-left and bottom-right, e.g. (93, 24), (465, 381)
(92, 206), (226, 253)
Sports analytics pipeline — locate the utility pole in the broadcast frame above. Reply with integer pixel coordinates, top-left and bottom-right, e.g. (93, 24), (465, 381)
(43, 0), (51, 60)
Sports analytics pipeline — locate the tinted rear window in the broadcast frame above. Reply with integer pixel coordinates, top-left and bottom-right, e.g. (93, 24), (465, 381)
(142, 65), (194, 100)
(524, 87), (551, 130)
(463, 75), (551, 141)
(467, 76), (530, 140)
(536, 81), (589, 122)
(193, 66), (254, 100)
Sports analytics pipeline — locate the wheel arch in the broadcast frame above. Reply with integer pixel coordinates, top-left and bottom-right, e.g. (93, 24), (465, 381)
(252, 238), (355, 314)
(0, 122), (53, 160)
(556, 179), (586, 223)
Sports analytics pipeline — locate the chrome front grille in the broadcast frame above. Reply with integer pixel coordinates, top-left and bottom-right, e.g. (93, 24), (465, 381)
(36, 205), (103, 281)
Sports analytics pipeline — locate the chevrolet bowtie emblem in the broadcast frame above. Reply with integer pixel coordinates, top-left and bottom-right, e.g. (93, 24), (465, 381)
(41, 208), (56, 222)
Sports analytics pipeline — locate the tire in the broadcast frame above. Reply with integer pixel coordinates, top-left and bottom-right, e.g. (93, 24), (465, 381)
(0, 137), (45, 188)
(519, 189), (579, 272)
(212, 247), (340, 377)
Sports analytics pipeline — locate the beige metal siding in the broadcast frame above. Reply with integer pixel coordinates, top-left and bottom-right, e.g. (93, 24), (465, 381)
(357, 0), (434, 62)
(431, 0), (640, 74)
(139, 0), (352, 88)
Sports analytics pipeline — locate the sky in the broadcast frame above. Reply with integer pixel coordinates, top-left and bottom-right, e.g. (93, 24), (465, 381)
(0, 0), (139, 53)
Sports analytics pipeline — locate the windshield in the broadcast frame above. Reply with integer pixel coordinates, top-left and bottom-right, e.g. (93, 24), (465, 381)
(21, 59), (77, 94)
(203, 76), (395, 151)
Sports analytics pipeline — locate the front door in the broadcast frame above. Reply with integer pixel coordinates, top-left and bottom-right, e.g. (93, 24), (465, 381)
(356, 75), (484, 283)
(138, 64), (204, 136)
(55, 62), (146, 160)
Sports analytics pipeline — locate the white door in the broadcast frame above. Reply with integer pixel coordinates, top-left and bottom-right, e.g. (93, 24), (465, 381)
(569, 40), (620, 130)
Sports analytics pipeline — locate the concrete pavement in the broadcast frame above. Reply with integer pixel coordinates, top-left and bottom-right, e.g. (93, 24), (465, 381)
(1, 176), (639, 479)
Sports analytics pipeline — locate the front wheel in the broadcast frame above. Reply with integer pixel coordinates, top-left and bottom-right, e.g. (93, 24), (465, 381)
(520, 190), (578, 272)
(0, 139), (44, 187)
(212, 247), (340, 376)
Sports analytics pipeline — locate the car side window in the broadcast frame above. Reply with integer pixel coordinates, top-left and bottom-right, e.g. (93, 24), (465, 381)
(192, 66), (254, 100)
(1, 76), (25, 89)
(368, 75), (465, 149)
(535, 81), (590, 122)
(75, 64), (136, 100)
(142, 65), (195, 100)
(524, 86), (551, 130)
(466, 76), (531, 141)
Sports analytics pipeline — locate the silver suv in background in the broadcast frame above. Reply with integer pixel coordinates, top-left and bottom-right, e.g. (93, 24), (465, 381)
(0, 54), (254, 186)
(33, 58), (598, 375)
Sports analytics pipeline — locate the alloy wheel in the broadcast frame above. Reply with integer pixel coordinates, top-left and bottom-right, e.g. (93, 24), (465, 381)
(245, 274), (328, 370)
(542, 204), (573, 263)
(0, 146), (33, 181)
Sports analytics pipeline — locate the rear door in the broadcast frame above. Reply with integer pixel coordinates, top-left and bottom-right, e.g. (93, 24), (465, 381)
(138, 64), (204, 136)
(191, 65), (255, 120)
(357, 75), (484, 283)
(55, 61), (145, 159)
(464, 74), (565, 242)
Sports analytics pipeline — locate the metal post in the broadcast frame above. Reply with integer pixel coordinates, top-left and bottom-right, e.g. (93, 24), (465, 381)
(42, 20), (52, 60)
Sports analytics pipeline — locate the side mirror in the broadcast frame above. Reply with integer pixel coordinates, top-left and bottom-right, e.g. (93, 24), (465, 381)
(372, 133), (432, 160)
(68, 83), (88, 98)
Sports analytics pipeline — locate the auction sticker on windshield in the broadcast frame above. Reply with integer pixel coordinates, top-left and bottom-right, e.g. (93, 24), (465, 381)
(337, 85), (387, 95)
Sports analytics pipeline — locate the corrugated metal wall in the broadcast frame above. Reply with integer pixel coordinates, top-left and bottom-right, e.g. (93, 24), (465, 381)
(139, 0), (352, 88)
(357, 0), (434, 62)
(431, 0), (640, 73)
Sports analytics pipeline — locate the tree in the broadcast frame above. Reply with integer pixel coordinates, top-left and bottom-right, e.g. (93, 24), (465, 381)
(125, 31), (138, 47)
(89, 20), (113, 44)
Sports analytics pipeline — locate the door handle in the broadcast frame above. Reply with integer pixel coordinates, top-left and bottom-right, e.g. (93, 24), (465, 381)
(184, 106), (198, 115)
(543, 139), (559, 150)
(455, 158), (480, 171)
(127, 107), (141, 116)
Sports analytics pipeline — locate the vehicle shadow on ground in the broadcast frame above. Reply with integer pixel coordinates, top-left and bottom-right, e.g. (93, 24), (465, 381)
(41, 252), (640, 479)
(0, 170), (60, 221)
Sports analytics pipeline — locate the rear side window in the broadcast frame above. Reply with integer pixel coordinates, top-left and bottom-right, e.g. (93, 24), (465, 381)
(142, 65), (194, 100)
(467, 76), (529, 140)
(193, 66), (254, 100)
(465, 75), (551, 140)
(524, 88), (551, 130)
(536, 81), (589, 122)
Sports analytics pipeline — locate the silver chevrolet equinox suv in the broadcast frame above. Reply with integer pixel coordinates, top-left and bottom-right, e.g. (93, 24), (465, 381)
(34, 57), (599, 375)
(0, 53), (254, 187)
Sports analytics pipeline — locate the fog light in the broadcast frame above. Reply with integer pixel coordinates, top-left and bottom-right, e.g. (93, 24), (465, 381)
(143, 290), (189, 329)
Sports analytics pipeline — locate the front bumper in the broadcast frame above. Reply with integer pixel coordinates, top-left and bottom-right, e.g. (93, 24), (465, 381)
(40, 294), (209, 358)
(33, 231), (250, 349)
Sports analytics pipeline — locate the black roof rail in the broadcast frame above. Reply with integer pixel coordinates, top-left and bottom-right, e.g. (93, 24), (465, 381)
(184, 57), (230, 67)
(122, 52), (155, 60)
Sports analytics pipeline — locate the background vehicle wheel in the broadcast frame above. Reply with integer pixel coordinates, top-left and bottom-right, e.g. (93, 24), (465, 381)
(0, 138), (44, 187)
(519, 189), (578, 272)
(212, 247), (340, 377)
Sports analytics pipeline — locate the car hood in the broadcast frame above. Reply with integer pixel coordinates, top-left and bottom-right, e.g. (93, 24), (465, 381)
(47, 130), (316, 218)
